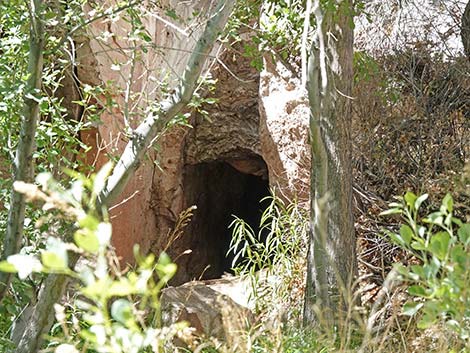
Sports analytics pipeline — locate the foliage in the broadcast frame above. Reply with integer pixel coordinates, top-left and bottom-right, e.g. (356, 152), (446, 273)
(229, 0), (308, 70)
(382, 192), (470, 345)
(0, 0), (91, 173)
(228, 194), (308, 337)
(0, 165), (187, 352)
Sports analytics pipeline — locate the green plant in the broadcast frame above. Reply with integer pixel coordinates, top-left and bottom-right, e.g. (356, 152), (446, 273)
(229, 194), (308, 320)
(0, 164), (188, 352)
(382, 192), (470, 344)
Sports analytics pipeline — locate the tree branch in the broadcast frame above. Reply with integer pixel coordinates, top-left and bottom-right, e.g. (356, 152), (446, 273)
(0, 0), (44, 301)
(98, 0), (235, 208)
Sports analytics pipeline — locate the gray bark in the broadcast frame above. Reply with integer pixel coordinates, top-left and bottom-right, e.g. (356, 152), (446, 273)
(303, 0), (357, 328)
(10, 1), (235, 351)
(0, 0), (44, 301)
(14, 268), (75, 353)
(462, 0), (470, 57)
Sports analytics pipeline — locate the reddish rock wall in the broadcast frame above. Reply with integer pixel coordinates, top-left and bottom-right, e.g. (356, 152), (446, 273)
(77, 1), (310, 279)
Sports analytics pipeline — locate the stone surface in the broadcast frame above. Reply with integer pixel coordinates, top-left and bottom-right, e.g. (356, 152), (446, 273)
(259, 56), (310, 203)
(77, 1), (216, 264)
(161, 276), (255, 349)
(78, 2), (311, 278)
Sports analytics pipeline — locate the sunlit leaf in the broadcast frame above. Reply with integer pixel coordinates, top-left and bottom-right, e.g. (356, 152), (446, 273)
(7, 254), (43, 279)
(55, 344), (79, 353)
(441, 193), (453, 214)
(414, 193), (428, 211)
(42, 251), (67, 270)
(379, 208), (402, 216)
(74, 229), (99, 253)
(403, 301), (423, 316)
(430, 231), (450, 260)
(97, 222), (112, 247)
(111, 299), (133, 325)
(0, 261), (16, 273)
(399, 225), (413, 245)
(404, 191), (417, 209)
(93, 161), (113, 196)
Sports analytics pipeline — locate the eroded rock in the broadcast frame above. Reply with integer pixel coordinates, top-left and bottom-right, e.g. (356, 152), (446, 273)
(161, 276), (255, 350)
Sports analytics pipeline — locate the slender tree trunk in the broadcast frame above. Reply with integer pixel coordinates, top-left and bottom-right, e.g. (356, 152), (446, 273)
(462, 0), (470, 58)
(303, 0), (356, 328)
(0, 0), (44, 301)
(11, 1), (235, 351)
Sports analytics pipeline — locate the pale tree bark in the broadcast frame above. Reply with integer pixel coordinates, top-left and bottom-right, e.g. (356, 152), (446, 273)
(303, 0), (357, 328)
(0, 0), (44, 301)
(11, 1), (235, 352)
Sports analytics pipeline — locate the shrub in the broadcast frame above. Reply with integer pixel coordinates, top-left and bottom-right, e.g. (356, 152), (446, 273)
(382, 192), (470, 345)
(0, 164), (189, 352)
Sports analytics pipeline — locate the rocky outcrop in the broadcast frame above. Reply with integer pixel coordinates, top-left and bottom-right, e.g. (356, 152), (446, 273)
(161, 276), (255, 350)
(259, 57), (310, 203)
(78, 1), (311, 280)
(77, 1), (217, 263)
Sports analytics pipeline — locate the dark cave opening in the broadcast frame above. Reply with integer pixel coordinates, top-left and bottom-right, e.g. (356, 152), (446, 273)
(181, 157), (270, 281)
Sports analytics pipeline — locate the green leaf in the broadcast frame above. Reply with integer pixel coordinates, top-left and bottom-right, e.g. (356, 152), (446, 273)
(424, 212), (444, 226)
(386, 230), (407, 247)
(158, 252), (172, 266)
(417, 312), (436, 329)
(411, 240), (426, 251)
(399, 225), (413, 245)
(430, 231), (450, 260)
(408, 285), (427, 297)
(458, 224), (470, 245)
(111, 299), (133, 325)
(74, 229), (100, 253)
(404, 191), (417, 209)
(414, 193), (428, 211)
(450, 245), (467, 268)
(403, 301), (423, 316)
(410, 265), (426, 280)
(393, 263), (409, 277)
(0, 261), (17, 273)
(441, 193), (454, 214)
(41, 251), (67, 270)
(423, 258), (440, 278)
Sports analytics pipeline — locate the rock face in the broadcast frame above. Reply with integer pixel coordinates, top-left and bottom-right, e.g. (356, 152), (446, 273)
(78, 1), (310, 281)
(161, 276), (255, 350)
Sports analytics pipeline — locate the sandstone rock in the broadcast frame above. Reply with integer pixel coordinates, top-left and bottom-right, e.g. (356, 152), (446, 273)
(78, 1), (311, 280)
(259, 56), (310, 203)
(161, 276), (255, 350)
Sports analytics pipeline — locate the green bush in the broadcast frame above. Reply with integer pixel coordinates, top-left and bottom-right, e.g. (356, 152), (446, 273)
(382, 192), (470, 344)
(0, 164), (187, 352)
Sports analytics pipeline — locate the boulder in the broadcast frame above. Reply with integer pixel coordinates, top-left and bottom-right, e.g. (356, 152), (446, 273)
(161, 276), (255, 350)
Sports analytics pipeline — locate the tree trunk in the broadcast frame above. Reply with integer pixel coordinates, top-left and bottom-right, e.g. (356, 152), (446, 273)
(462, 0), (470, 57)
(10, 1), (235, 351)
(0, 0), (44, 301)
(303, 0), (357, 328)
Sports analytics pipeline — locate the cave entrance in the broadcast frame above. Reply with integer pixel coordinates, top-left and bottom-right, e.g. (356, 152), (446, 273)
(181, 156), (270, 281)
